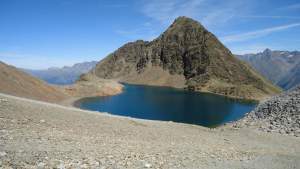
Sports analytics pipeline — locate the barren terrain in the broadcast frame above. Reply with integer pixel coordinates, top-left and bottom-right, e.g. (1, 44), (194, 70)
(0, 93), (299, 169)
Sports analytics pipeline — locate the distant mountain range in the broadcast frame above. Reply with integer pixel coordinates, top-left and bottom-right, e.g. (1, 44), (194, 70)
(22, 61), (97, 85)
(236, 49), (300, 89)
(84, 16), (280, 100)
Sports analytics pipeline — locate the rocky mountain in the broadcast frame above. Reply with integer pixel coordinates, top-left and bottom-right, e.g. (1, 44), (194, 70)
(236, 49), (300, 89)
(0, 61), (67, 103)
(87, 16), (280, 100)
(23, 61), (97, 85)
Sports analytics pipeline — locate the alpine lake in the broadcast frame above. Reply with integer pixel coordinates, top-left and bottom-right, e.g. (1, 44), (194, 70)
(75, 83), (257, 127)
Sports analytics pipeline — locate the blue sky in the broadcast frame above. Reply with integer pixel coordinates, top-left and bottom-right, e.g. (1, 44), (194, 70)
(0, 0), (300, 69)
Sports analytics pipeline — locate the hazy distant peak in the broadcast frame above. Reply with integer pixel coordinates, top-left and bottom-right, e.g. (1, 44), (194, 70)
(236, 49), (300, 89)
(22, 61), (97, 85)
(262, 48), (272, 55)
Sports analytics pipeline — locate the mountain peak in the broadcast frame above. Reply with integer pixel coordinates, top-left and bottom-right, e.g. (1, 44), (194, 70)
(162, 16), (207, 38)
(89, 17), (280, 100)
(171, 16), (203, 27)
(174, 16), (195, 22)
(263, 48), (272, 55)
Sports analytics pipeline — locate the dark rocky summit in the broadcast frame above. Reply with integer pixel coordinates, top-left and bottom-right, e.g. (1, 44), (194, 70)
(234, 85), (300, 137)
(88, 16), (280, 100)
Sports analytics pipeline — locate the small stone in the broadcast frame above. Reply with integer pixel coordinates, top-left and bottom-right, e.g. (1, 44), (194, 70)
(94, 161), (100, 166)
(57, 163), (65, 169)
(0, 151), (7, 157)
(144, 163), (152, 168)
(81, 164), (88, 168)
(107, 155), (113, 159)
(279, 129), (285, 134)
(40, 119), (46, 123)
(37, 162), (46, 169)
(0, 98), (8, 102)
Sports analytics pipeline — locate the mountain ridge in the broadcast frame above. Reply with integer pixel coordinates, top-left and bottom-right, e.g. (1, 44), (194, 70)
(23, 61), (97, 85)
(278, 62), (300, 89)
(236, 49), (300, 89)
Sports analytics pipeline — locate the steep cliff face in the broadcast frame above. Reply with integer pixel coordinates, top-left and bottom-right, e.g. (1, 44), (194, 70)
(90, 16), (280, 100)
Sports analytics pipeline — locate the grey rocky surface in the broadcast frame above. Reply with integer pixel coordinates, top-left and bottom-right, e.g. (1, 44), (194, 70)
(233, 85), (300, 137)
(1, 93), (299, 169)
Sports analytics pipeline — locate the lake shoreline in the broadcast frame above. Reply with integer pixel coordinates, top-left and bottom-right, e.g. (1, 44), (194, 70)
(72, 83), (257, 127)
(70, 81), (259, 108)
(119, 81), (267, 103)
(111, 79), (275, 102)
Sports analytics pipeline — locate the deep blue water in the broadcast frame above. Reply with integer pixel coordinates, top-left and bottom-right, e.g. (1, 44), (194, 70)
(75, 84), (257, 127)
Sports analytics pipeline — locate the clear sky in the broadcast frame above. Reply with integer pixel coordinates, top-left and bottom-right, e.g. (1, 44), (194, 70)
(1, 0), (300, 69)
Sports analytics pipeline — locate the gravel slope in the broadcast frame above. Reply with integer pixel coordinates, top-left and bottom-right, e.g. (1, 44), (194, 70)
(0, 62), (67, 103)
(232, 85), (300, 137)
(0, 93), (299, 169)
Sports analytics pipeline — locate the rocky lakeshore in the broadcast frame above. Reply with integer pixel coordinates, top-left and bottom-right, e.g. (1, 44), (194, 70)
(232, 85), (300, 137)
(0, 93), (299, 169)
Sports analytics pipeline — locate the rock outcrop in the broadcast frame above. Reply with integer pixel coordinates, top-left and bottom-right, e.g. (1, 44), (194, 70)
(88, 16), (280, 100)
(64, 73), (123, 98)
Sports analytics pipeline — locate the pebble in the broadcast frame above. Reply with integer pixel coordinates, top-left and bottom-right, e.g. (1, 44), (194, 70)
(0, 98), (8, 102)
(144, 163), (152, 168)
(0, 151), (7, 157)
(37, 162), (45, 169)
(236, 86), (300, 137)
(57, 163), (65, 169)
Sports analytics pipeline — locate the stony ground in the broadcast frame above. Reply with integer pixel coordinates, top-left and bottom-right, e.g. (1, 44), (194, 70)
(232, 86), (300, 137)
(0, 93), (299, 169)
